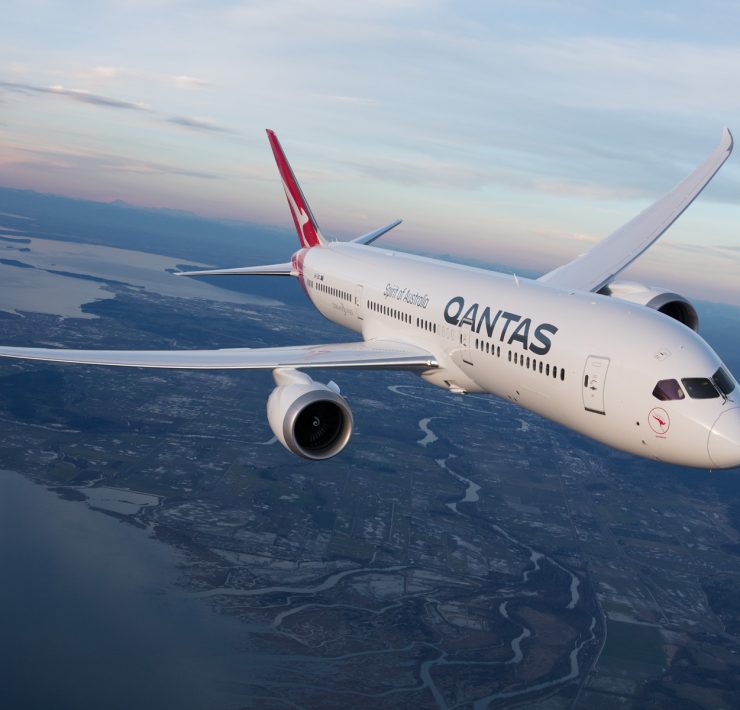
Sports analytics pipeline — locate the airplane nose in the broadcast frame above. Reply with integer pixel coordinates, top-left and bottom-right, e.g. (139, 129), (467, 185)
(708, 407), (740, 469)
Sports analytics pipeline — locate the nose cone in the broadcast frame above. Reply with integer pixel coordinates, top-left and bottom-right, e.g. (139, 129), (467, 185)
(708, 407), (740, 469)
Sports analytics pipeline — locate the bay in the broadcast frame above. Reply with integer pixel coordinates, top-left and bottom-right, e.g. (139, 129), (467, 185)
(0, 470), (256, 710)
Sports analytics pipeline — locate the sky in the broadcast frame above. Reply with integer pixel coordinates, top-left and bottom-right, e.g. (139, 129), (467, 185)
(1, 1), (740, 304)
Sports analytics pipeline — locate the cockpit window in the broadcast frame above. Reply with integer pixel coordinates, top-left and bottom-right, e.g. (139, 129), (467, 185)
(652, 379), (685, 401)
(682, 378), (720, 399)
(713, 366), (736, 396)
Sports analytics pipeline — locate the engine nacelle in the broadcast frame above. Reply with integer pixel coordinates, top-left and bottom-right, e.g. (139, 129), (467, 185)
(267, 369), (353, 460)
(599, 281), (699, 332)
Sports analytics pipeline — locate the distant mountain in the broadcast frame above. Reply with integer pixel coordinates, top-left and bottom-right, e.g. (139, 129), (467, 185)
(0, 186), (296, 266)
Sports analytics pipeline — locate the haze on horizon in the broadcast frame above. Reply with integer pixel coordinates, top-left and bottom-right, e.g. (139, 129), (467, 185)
(1, 1), (740, 304)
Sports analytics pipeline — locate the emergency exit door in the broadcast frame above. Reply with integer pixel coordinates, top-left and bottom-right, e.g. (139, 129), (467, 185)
(583, 356), (609, 414)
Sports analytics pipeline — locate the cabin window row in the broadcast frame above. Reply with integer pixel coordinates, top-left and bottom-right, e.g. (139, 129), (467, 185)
(367, 300), (437, 333)
(314, 280), (351, 302)
(474, 336), (564, 381)
(368, 300), (411, 323)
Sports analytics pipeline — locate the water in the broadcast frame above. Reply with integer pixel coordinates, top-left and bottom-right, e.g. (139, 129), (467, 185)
(0, 470), (253, 710)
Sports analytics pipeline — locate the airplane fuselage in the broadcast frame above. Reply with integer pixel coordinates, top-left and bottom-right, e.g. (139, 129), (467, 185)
(300, 242), (739, 468)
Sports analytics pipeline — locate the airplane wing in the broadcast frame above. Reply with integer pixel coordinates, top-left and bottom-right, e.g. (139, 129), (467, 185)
(0, 339), (437, 370)
(538, 127), (733, 293)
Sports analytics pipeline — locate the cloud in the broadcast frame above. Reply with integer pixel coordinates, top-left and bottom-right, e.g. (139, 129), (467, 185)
(172, 75), (209, 89)
(351, 156), (491, 189)
(533, 227), (599, 244)
(8, 145), (221, 181)
(323, 94), (379, 107)
(0, 80), (148, 111)
(166, 116), (237, 135)
(82, 67), (209, 89)
(1, 78), (238, 138)
(88, 66), (123, 79)
(349, 154), (649, 199)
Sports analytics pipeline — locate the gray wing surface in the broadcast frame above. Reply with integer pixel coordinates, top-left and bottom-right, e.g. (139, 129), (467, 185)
(539, 128), (733, 293)
(0, 339), (437, 370)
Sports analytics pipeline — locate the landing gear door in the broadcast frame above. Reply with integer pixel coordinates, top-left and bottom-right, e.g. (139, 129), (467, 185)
(583, 356), (609, 415)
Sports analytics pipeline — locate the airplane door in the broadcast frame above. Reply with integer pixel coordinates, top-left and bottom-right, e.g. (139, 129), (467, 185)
(355, 285), (364, 321)
(583, 356), (609, 414)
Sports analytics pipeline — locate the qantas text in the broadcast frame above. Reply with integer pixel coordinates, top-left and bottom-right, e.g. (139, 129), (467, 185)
(443, 296), (558, 355)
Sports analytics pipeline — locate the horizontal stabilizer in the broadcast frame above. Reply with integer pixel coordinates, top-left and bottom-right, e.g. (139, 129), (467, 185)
(177, 262), (294, 277)
(351, 219), (402, 245)
(0, 339), (438, 371)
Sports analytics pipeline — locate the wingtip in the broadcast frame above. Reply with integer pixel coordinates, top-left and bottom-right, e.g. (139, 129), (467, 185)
(722, 126), (733, 152)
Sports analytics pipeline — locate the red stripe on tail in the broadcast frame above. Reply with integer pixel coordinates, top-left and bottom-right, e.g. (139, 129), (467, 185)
(266, 130), (325, 248)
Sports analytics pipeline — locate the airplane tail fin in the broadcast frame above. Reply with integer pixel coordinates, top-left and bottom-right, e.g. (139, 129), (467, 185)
(267, 130), (326, 249)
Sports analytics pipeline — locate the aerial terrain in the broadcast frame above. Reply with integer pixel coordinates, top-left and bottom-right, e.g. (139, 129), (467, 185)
(1, 187), (740, 709)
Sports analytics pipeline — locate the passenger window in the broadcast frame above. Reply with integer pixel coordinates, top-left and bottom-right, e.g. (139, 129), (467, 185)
(652, 379), (685, 401)
(682, 378), (719, 399)
(713, 366), (736, 395)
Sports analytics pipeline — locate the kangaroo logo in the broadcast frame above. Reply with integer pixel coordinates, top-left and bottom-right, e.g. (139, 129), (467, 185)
(649, 407), (670, 435)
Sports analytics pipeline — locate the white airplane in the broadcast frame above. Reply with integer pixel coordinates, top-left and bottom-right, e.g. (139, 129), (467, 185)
(0, 129), (738, 469)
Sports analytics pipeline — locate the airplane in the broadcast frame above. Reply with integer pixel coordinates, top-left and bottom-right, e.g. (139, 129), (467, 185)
(0, 128), (738, 469)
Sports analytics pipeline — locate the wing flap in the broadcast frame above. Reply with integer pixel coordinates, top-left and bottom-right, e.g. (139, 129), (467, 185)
(539, 128), (733, 292)
(0, 339), (437, 370)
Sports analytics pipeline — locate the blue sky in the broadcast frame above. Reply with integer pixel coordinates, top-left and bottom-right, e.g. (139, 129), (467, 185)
(1, 1), (740, 303)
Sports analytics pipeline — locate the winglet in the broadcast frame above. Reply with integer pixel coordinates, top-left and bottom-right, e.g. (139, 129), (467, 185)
(267, 130), (326, 248)
(721, 125), (733, 152)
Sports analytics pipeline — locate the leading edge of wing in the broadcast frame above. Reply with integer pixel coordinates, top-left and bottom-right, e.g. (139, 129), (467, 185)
(539, 127), (733, 293)
(0, 339), (438, 370)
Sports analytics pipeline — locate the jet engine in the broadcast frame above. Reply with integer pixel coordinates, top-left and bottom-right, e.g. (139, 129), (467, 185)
(267, 369), (353, 460)
(599, 281), (699, 332)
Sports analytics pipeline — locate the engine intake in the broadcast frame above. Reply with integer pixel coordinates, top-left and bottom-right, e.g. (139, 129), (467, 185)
(599, 281), (699, 332)
(267, 369), (353, 460)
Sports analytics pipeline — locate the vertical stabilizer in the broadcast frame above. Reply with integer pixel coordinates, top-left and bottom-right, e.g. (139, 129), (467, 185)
(267, 130), (326, 248)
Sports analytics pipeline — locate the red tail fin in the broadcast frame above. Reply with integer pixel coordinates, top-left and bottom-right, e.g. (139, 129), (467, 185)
(267, 130), (326, 248)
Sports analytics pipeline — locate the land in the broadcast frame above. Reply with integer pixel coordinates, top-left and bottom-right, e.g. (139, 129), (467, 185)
(1, 194), (740, 708)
